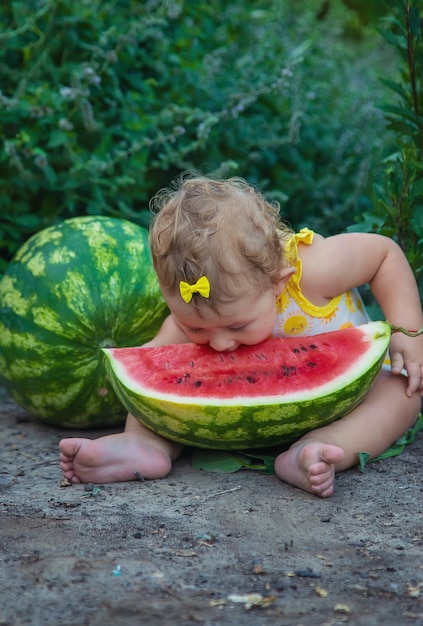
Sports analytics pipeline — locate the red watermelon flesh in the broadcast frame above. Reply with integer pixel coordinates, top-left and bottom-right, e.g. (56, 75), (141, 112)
(104, 322), (390, 404)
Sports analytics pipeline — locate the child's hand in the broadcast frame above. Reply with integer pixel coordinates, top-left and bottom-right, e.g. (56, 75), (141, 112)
(389, 332), (423, 397)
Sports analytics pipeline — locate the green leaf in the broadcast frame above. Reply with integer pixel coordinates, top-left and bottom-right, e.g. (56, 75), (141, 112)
(346, 212), (385, 233)
(411, 212), (423, 237)
(409, 178), (423, 202)
(243, 452), (277, 474)
(42, 165), (57, 186)
(191, 450), (252, 473)
(191, 449), (277, 474)
(357, 452), (371, 473)
(376, 28), (407, 51)
(384, 120), (419, 135)
(379, 104), (422, 127)
(409, 6), (421, 38)
(379, 78), (409, 101)
(47, 130), (71, 149)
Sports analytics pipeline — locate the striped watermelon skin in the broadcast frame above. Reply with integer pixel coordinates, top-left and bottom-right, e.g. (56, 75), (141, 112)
(0, 216), (168, 428)
(103, 323), (390, 449)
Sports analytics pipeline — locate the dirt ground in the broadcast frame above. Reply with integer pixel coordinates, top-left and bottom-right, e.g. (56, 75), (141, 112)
(1, 387), (423, 626)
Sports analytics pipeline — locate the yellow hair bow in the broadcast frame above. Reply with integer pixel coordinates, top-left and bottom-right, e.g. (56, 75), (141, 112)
(179, 276), (210, 303)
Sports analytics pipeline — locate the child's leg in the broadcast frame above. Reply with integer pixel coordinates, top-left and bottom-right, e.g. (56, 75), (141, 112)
(59, 414), (183, 484)
(274, 370), (421, 498)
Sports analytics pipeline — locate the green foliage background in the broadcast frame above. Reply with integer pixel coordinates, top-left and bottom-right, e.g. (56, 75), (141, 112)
(1, 0), (422, 296)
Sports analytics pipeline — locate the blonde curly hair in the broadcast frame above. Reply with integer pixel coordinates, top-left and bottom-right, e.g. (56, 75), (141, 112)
(149, 173), (292, 311)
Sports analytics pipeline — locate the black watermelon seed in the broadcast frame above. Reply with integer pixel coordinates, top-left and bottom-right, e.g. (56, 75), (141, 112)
(246, 376), (256, 383)
(307, 362), (316, 367)
(292, 348), (301, 354)
(309, 344), (318, 349)
(194, 380), (202, 387)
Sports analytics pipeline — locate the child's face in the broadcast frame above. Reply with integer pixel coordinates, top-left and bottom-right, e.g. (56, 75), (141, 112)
(166, 288), (278, 352)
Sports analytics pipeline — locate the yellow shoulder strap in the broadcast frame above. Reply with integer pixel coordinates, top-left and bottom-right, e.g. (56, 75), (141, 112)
(284, 227), (314, 265)
(295, 227), (314, 244)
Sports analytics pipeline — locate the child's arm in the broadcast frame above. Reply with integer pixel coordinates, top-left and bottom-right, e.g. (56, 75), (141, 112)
(300, 232), (423, 396)
(142, 314), (190, 348)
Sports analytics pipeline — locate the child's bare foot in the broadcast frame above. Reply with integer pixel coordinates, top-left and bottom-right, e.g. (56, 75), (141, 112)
(59, 428), (181, 484)
(274, 441), (345, 497)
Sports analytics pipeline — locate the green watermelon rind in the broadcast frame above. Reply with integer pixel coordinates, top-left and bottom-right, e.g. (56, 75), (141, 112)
(0, 216), (168, 428)
(102, 321), (391, 450)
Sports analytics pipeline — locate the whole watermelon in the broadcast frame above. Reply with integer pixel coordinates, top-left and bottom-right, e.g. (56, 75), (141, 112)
(0, 216), (168, 428)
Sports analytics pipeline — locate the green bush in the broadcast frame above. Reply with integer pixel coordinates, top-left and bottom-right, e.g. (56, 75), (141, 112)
(0, 0), (392, 273)
(349, 0), (423, 296)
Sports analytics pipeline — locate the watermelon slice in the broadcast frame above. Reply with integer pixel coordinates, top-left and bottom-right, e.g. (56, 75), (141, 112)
(102, 321), (391, 449)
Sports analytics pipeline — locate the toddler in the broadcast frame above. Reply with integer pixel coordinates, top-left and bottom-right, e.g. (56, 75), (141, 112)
(60, 175), (423, 497)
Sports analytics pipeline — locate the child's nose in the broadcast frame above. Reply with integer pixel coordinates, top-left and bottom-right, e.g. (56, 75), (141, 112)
(208, 332), (236, 352)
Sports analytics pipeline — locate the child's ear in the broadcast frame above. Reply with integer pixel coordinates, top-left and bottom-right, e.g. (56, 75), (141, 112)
(274, 266), (295, 295)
